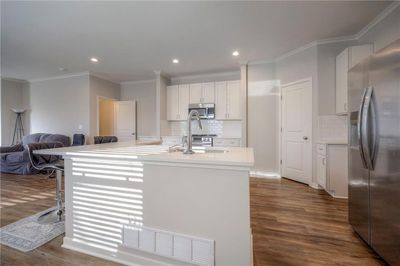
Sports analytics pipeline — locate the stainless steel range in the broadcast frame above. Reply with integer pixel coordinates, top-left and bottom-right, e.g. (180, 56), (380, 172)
(192, 134), (216, 147)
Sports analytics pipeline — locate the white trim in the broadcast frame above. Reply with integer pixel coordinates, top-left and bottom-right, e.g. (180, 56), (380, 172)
(250, 170), (281, 179)
(28, 71), (90, 83)
(169, 70), (240, 83)
(281, 77), (312, 89)
(1, 77), (29, 83)
(120, 79), (156, 86)
(27, 71), (119, 84)
(309, 182), (322, 190)
(355, 1), (400, 40)
(89, 72), (119, 85)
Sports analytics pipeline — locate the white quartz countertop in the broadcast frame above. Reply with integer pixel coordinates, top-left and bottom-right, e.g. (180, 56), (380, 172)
(316, 140), (348, 145)
(34, 140), (160, 155)
(34, 142), (254, 168)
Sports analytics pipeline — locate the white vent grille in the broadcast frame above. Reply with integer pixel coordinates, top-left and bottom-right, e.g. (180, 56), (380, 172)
(123, 226), (215, 266)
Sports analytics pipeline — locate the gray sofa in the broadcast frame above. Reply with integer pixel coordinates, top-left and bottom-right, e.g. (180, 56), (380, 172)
(0, 133), (70, 175)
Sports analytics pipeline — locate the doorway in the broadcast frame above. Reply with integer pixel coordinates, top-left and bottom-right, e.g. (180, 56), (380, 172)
(97, 98), (137, 142)
(280, 78), (313, 184)
(98, 97), (116, 136)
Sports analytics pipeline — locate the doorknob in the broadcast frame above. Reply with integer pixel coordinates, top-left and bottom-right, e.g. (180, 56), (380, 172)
(303, 136), (308, 140)
(132, 133), (135, 135)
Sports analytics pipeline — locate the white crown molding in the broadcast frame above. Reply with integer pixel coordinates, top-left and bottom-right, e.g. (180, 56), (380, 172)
(355, 1), (400, 40)
(28, 71), (90, 83)
(249, 1), (399, 65)
(27, 71), (120, 84)
(120, 79), (156, 86)
(1, 77), (29, 83)
(170, 70), (240, 83)
(89, 72), (119, 85)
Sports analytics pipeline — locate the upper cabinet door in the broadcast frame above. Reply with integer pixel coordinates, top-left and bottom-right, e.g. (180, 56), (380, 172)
(167, 85), (179, 120)
(226, 80), (241, 120)
(189, 83), (202, 104)
(178, 84), (190, 120)
(215, 81), (227, 120)
(202, 82), (215, 103)
(335, 44), (372, 115)
(336, 49), (349, 115)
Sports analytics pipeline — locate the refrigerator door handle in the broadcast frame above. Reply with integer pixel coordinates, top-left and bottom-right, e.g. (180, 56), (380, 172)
(361, 86), (377, 170)
(358, 88), (368, 169)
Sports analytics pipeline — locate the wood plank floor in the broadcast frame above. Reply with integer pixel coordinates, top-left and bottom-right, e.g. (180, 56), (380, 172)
(0, 173), (383, 265)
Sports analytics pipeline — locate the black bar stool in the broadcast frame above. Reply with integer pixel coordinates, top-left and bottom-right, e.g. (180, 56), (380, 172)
(26, 145), (65, 224)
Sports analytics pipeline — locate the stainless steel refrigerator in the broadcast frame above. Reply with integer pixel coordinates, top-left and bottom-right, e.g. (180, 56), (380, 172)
(348, 38), (400, 265)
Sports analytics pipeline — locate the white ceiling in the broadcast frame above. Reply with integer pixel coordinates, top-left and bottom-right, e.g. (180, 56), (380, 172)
(1, 1), (392, 82)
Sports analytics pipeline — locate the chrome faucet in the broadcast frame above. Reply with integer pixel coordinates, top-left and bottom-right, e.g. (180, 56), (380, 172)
(183, 110), (203, 154)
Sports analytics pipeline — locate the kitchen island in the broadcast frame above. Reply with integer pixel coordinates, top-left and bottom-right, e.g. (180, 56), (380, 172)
(35, 142), (254, 266)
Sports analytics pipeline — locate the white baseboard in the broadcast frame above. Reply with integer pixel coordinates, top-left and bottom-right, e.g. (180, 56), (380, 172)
(309, 182), (322, 190)
(62, 237), (181, 266)
(250, 170), (281, 179)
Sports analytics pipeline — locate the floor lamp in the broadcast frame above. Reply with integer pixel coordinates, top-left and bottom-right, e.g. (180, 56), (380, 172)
(11, 108), (25, 145)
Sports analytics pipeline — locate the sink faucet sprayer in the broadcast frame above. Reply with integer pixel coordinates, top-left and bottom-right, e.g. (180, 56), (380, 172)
(183, 110), (202, 154)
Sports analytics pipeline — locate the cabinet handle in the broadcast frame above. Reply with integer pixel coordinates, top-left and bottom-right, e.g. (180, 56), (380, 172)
(344, 103), (347, 111)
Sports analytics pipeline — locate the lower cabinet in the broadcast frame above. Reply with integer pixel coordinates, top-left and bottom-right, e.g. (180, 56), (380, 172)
(316, 143), (348, 198)
(316, 153), (327, 190)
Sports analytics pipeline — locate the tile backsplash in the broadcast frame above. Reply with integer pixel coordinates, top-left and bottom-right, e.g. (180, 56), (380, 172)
(167, 120), (241, 138)
(318, 115), (348, 142)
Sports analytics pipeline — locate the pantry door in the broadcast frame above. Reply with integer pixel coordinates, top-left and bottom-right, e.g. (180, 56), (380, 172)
(281, 79), (312, 184)
(114, 101), (136, 142)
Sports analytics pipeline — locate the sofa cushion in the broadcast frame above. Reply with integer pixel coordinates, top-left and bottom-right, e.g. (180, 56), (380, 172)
(22, 133), (70, 147)
(2, 152), (24, 164)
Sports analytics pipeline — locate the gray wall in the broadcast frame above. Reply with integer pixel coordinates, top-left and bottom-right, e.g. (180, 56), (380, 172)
(29, 75), (90, 140)
(247, 63), (279, 173)
(1, 79), (29, 145)
(89, 75), (120, 142)
(121, 80), (157, 138)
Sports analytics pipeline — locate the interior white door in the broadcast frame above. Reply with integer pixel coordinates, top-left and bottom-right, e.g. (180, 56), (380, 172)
(281, 79), (312, 184)
(114, 101), (136, 142)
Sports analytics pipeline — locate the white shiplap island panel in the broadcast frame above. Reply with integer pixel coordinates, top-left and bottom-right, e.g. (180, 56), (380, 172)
(37, 143), (254, 266)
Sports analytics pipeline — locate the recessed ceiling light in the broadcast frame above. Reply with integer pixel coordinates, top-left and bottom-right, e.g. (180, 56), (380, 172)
(58, 67), (67, 72)
(232, 51), (240, 56)
(90, 57), (99, 63)
(172, 59), (179, 64)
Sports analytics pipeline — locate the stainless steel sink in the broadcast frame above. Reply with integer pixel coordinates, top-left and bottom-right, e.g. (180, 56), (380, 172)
(196, 149), (227, 154)
(168, 145), (228, 154)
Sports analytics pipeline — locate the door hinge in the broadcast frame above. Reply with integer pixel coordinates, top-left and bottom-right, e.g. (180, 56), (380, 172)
(280, 127), (282, 132)
(280, 160), (282, 164)
(281, 95), (283, 100)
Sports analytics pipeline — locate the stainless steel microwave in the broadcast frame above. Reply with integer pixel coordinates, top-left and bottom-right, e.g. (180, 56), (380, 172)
(188, 103), (215, 119)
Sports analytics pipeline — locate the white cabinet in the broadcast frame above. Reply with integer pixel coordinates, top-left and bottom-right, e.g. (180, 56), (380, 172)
(316, 145), (327, 189)
(189, 82), (215, 104)
(316, 143), (348, 198)
(167, 84), (189, 121)
(215, 80), (241, 120)
(336, 44), (373, 115)
(202, 82), (215, 103)
(213, 138), (241, 147)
